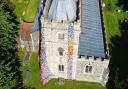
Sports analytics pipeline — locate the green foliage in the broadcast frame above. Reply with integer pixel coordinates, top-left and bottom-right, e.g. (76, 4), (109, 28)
(0, 0), (23, 88)
(23, 52), (42, 89)
(0, 62), (16, 89)
(10, 0), (39, 22)
(10, 0), (30, 21)
(117, 0), (128, 11)
(103, 0), (128, 89)
(23, 0), (39, 22)
(103, 0), (128, 45)
(104, 0), (117, 11)
(114, 69), (128, 89)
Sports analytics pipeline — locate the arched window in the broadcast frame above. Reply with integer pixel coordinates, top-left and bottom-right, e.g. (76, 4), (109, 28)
(58, 47), (64, 56)
(85, 65), (92, 73)
(58, 64), (64, 71)
(85, 65), (89, 72)
(89, 66), (92, 73)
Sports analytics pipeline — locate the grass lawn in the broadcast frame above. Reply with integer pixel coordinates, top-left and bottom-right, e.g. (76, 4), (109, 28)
(18, 50), (26, 77)
(44, 79), (106, 89)
(25, 52), (43, 89)
(23, 0), (39, 22)
(102, 0), (128, 45)
(18, 51), (105, 89)
(11, 0), (39, 22)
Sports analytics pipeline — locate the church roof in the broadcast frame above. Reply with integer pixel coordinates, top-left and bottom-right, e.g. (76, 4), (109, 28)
(78, 0), (106, 58)
(48, 0), (77, 21)
(21, 22), (33, 41)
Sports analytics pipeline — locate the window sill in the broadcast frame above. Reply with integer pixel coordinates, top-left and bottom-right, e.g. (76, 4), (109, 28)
(58, 71), (65, 74)
(84, 72), (93, 75)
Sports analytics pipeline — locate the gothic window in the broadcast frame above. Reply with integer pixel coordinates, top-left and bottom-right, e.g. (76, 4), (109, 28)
(85, 65), (89, 72)
(58, 64), (64, 71)
(58, 33), (64, 40)
(85, 65), (92, 73)
(58, 47), (64, 56)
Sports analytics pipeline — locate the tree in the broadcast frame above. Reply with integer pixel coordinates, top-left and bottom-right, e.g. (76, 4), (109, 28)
(106, 20), (128, 89)
(0, 0), (23, 89)
(117, 0), (128, 11)
(114, 68), (128, 89)
(105, 0), (117, 11)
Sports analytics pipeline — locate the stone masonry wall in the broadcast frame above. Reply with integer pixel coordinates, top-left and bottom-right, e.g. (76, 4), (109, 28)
(42, 21), (81, 79)
(75, 57), (109, 83)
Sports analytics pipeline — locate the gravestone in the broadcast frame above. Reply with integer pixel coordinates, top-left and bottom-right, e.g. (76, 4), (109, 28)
(24, 70), (30, 82)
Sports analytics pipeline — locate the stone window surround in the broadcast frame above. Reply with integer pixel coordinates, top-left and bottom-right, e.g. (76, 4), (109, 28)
(58, 47), (64, 56)
(58, 64), (64, 72)
(83, 65), (93, 75)
(57, 32), (65, 40)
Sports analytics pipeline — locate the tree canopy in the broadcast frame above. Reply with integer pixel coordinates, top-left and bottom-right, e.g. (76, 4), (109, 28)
(117, 0), (128, 11)
(0, 0), (23, 89)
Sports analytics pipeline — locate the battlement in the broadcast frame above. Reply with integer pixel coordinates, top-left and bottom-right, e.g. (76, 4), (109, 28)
(78, 55), (109, 63)
(41, 17), (81, 30)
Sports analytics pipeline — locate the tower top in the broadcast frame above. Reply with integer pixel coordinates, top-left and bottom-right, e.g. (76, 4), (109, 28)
(48, 0), (77, 22)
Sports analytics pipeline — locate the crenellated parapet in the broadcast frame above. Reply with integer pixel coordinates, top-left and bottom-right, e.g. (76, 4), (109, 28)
(78, 55), (109, 63)
(41, 18), (81, 31)
(75, 55), (109, 85)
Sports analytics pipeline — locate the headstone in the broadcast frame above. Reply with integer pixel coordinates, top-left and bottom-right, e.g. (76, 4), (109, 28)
(58, 78), (64, 85)
(24, 70), (30, 82)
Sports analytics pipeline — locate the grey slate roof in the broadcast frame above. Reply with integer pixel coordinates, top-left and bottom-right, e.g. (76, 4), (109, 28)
(78, 0), (105, 58)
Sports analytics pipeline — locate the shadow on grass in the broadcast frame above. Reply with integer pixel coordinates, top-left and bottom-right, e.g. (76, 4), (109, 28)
(117, 0), (128, 11)
(106, 20), (128, 89)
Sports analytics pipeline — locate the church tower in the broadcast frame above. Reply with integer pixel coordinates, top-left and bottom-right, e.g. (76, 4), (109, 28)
(40, 0), (109, 85)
